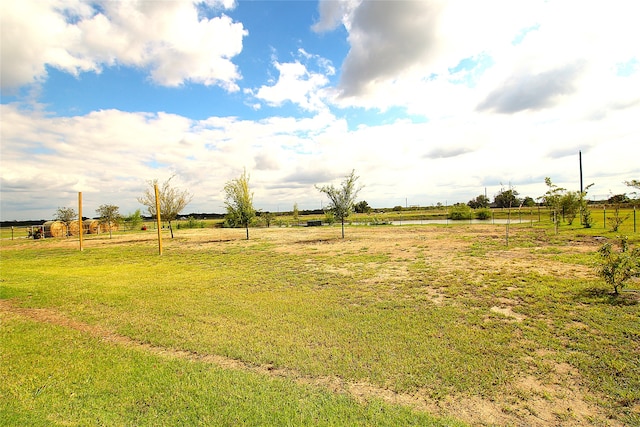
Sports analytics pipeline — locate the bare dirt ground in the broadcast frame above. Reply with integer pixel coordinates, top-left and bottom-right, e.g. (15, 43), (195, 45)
(2, 225), (633, 426)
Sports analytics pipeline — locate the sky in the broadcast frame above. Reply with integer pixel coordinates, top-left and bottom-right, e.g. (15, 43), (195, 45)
(1, 0), (639, 221)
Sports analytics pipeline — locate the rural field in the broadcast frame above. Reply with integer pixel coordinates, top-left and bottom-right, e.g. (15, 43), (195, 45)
(1, 221), (639, 426)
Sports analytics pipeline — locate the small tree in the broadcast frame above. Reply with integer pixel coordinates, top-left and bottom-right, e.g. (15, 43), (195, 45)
(596, 236), (640, 294)
(316, 170), (363, 238)
(262, 212), (275, 228)
(224, 169), (256, 240)
(542, 177), (564, 233)
(292, 203), (300, 225)
(124, 209), (143, 230)
(608, 204), (629, 232)
(579, 183), (594, 228)
(560, 191), (581, 225)
(96, 204), (121, 239)
(54, 207), (77, 237)
(138, 175), (193, 238)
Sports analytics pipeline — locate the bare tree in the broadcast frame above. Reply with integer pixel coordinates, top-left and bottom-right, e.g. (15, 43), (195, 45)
(316, 170), (363, 238)
(138, 176), (193, 238)
(223, 169), (256, 240)
(96, 204), (121, 239)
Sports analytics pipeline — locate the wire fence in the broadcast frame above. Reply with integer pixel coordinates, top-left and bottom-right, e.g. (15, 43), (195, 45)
(1, 205), (637, 240)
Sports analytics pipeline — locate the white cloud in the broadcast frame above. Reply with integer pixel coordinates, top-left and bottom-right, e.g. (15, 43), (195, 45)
(1, 100), (638, 220)
(319, 0), (640, 119)
(2, 1), (639, 220)
(0, 0), (246, 91)
(251, 51), (335, 112)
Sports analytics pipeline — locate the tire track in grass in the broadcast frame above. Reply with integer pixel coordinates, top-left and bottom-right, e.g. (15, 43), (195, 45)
(1, 299), (621, 427)
(0, 299), (434, 411)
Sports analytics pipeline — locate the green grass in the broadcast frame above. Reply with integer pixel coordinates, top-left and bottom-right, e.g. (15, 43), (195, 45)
(1, 222), (639, 425)
(1, 313), (457, 426)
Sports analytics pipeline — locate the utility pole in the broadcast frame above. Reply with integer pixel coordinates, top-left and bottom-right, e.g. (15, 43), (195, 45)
(579, 150), (583, 193)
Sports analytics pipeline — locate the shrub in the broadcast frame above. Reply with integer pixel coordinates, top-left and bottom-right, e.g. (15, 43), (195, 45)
(369, 215), (390, 225)
(324, 211), (336, 225)
(449, 203), (472, 220)
(475, 208), (492, 220)
(176, 216), (205, 229)
(596, 236), (640, 294)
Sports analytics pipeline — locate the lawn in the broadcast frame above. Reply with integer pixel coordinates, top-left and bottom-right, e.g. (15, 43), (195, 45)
(1, 222), (638, 426)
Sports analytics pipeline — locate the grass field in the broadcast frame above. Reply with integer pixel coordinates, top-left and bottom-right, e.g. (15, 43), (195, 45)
(1, 221), (639, 426)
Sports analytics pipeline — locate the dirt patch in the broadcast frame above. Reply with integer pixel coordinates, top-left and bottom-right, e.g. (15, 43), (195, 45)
(490, 305), (526, 322)
(1, 299), (622, 427)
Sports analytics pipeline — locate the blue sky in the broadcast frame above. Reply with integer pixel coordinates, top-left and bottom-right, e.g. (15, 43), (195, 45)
(1, 0), (639, 220)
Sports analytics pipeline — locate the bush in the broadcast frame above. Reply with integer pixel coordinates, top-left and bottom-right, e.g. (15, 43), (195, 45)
(176, 216), (205, 229)
(475, 208), (492, 220)
(449, 203), (472, 220)
(369, 215), (390, 225)
(596, 236), (640, 294)
(324, 211), (336, 225)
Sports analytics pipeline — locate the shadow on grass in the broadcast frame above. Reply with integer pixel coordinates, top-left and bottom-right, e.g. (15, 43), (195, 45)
(577, 286), (639, 306)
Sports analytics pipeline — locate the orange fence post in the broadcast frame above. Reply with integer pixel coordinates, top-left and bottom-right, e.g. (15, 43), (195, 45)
(78, 192), (83, 251)
(155, 184), (163, 255)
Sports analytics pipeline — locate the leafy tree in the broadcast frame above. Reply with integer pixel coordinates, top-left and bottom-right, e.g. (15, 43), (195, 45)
(224, 169), (256, 240)
(95, 204), (121, 239)
(494, 187), (520, 208)
(541, 177), (564, 231)
(262, 212), (276, 228)
(354, 200), (372, 214)
(138, 175), (193, 238)
(467, 195), (490, 209)
(560, 191), (581, 225)
(316, 170), (363, 238)
(522, 196), (536, 207)
(596, 236), (640, 294)
(542, 177), (593, 228)
(54, 207), (77, 237)
(124, 209), (143, 230)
